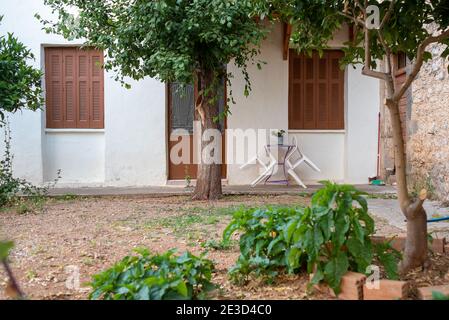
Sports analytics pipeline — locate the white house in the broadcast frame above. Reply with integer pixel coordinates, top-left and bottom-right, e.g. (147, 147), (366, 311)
(0, 0), (380, 188)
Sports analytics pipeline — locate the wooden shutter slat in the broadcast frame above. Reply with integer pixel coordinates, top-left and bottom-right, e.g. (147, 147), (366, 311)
(303, 53), (316, 129)
(77, 49), (90, 128)
(316, 51), (329, 128)
(289, 51), (304, 129)
(328, 51), (345, 129)
(89, 50), (104, 129)
(45, 48), (64, 128)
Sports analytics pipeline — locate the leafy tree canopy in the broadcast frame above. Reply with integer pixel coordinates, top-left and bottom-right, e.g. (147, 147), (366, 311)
(39, 0), (267, 91)
(0, 16), (43, 121)
(256, 0), (449, 69)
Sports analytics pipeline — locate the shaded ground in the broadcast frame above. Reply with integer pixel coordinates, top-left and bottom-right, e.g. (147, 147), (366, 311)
(0, 193), (445, 300)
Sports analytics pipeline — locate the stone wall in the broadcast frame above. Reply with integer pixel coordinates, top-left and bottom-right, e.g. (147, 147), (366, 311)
(379, 37), (449, 203)
(408, 42), (449, 203)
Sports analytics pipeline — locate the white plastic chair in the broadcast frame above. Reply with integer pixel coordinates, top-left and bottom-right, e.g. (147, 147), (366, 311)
(240, 146), (279, 187)
(285, 136), (321, 188)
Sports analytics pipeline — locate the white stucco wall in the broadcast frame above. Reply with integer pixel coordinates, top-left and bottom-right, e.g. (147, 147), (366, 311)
(1, 0), (167, 187)
(227, 23), (380, 185)
(1, 2), (379, 187)
(104, 77), (167, 186)
(226, 23), (289, 184)
(44, 131), (105, 183)
(345, 65), (380, 184)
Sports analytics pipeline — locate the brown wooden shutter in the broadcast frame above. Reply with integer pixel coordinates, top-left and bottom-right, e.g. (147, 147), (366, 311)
(46, 47), (104, 129)
(45, 48), (64, 128)
(89, 50), (104, 128)
(289, 49), (345, 130)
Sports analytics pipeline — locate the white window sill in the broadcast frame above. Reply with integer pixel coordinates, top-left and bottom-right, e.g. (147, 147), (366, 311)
(45, 129), (105, 133)
(288, 130), (346, 134)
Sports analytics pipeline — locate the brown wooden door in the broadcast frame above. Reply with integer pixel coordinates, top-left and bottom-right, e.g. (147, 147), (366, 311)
(167, 82), (227, 180)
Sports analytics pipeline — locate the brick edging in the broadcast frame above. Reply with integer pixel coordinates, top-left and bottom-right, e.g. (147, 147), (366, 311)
(371, 235), (447, 254)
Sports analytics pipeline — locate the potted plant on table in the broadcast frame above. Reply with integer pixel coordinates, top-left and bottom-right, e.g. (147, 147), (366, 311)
(272, 130), (286, 145)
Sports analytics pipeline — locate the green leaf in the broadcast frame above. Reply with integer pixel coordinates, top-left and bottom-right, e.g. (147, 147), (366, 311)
(0, 241), (14, 260)
(310, 267), (324, 285)
(176, 281), (188, 297)
(378, 251), (399, 280)
(432, 291), (449, 300)
(324, 252), (349, 294)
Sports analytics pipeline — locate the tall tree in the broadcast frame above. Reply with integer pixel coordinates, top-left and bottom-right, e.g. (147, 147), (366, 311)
(0, 16), (43, 122)
(261, 0), (449, 273)
(39, 0), (267, 200)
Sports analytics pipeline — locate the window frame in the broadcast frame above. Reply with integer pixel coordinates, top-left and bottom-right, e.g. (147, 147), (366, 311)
(288, 49), (345, 131)
(44, 46), (105, 129)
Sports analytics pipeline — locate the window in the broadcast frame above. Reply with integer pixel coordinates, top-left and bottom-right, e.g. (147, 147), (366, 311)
(45, 47), (104, 129)
(289, 49), (345, 130)
(396, 52), (407, 71)
(168, 79), (226, 134)
(169, 83), (196, 133)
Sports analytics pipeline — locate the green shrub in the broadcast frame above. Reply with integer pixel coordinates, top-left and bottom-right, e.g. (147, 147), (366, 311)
(224, 182), (401, 294)
(89, 249), (216, 300)
(432, 291), (449, 300)
(223, 206), (300, 284)
(0, 121), (59, 208)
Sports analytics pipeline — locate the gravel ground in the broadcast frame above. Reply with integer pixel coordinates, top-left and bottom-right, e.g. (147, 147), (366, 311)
(0, 194), (436, 300)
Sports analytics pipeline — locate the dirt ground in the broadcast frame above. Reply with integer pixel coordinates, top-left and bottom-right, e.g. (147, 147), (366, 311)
(0, 193), (441, 300)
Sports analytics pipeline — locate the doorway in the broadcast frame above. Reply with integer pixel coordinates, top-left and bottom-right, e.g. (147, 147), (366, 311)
(167, 81), (227, 180)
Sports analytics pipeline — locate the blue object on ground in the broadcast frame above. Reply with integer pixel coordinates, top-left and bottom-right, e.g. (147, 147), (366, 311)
(427, 216), (449, 223)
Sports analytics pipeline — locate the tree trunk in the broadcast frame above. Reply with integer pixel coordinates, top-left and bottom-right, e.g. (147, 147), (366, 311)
(386, 100), (428, 273)
(192, 68), (223, 201)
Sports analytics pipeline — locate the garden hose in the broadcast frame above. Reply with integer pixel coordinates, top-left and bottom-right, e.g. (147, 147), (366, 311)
(427, 216), (449, 223)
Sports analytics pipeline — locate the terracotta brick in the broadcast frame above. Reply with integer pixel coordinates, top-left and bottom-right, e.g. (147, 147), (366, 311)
(390, 237), (406, 251)
(371, 235), (447, 254)
(332, 272), (366, 300)
(363, 280), (409, 300)
(370, 236), (387, 244)
(430, 238), (446, 254)
(418, 285), (449, 300)
(371, 235), (405, 252)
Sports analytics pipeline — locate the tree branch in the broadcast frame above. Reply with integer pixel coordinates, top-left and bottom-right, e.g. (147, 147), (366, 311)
(2, 260), (25, 299)
(406, 189), (427, 220)
(337, 11), (365, 28)
(362, 8), (389, 81)
(379, 0), (395, 31)
(394, 29), (449, 102)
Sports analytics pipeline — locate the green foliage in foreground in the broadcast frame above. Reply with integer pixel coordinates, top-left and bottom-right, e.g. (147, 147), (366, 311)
(0, 241), (13, 261)
(0, 122), (58, 208)
(433, 291), (449, 300)
(89, 249), (215, 300)
(224, 182), (401, 294)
